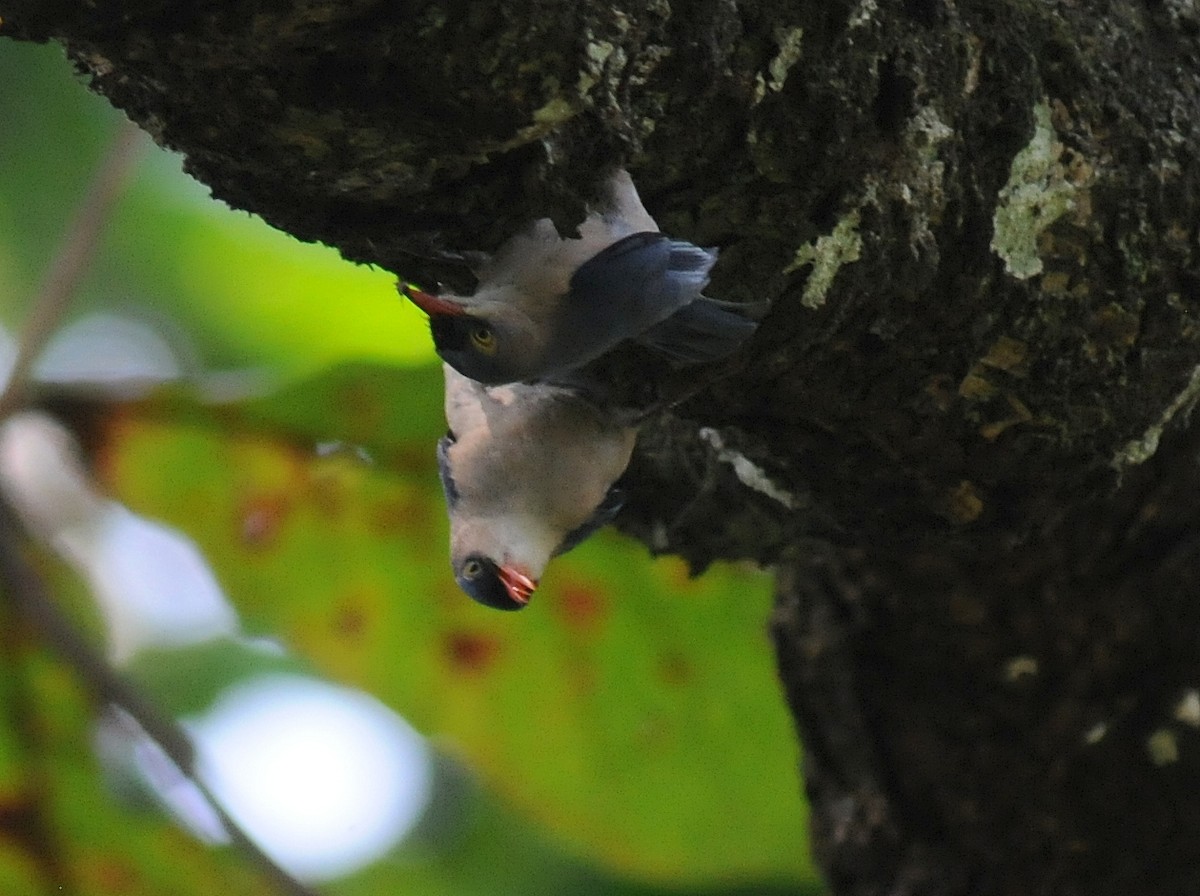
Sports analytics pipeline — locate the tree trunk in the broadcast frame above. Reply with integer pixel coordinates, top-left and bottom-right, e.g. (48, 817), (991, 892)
(4, 1), (1200, 892)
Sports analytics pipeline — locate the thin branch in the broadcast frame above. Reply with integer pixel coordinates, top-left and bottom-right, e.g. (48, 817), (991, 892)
(0, 501), (323, 896)
(0, 118), (144, 419)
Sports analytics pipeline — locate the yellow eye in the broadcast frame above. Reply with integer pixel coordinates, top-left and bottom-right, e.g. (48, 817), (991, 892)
(462, 559), (482, 579)
(469, 325), (496, 353)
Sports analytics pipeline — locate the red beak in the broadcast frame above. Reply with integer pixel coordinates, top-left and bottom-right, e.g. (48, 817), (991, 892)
(401, 283), (467, 317)
(497, 565), (537, 606)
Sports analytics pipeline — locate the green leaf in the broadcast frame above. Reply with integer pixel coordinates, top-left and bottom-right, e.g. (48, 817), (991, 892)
(94, 367), (817, 888)
(2, 38), (817, 894)
(0, 636), (272, 896)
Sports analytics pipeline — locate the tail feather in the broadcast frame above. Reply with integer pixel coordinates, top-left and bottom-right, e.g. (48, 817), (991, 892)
(638, 296), (759, 363)
(562, 232), (755, 369)
(665, 240), (718, 284)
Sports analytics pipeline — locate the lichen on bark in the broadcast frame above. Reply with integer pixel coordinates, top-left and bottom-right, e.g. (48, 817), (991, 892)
(990, 98), (1085, 280)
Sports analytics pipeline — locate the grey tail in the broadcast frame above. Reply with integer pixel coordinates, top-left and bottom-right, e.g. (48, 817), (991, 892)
(638, 296), (760, 363)
(662, 239), (717, 294)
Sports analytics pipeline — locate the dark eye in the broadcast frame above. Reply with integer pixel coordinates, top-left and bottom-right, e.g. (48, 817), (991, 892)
(462, 558), (482, 579)
(469, 325), (496, 353)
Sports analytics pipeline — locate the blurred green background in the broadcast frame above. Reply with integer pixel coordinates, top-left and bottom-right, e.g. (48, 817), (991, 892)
(0, 39), (820, 896)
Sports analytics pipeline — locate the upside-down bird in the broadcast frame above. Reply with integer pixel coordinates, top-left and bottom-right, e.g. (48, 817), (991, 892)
(403, 169), (758, 385)
(436, 363), (637, 609)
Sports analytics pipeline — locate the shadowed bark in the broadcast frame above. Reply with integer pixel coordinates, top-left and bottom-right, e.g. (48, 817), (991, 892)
(3, 0), (1200, 892)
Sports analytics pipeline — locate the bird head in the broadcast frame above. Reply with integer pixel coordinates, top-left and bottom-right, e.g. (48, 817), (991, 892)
(402, 284), (534, 384)
(453, 554), (537, 611)
(439, 428), (553, 612)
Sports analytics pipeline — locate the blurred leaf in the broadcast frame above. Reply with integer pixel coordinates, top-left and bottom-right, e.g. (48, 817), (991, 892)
(125, 641), (308, 720)
(0, 41), (433, 380)
(0, 635), (272, 896)
(103, 189), (433, 379)
(0, 626), (48, 896)
(92, 366), (816, 888)
(2, 37), (818, 896)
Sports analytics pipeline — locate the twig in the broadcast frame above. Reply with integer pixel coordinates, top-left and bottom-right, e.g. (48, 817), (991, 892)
(0, 501), (322, 896)
(0, 119), (144, 419)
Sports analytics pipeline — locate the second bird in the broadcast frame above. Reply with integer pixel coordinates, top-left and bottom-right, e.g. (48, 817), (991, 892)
(437, 363), (638, 610)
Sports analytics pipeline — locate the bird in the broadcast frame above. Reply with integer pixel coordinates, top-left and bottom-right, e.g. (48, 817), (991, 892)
(402, 169), (758, 386)
(436, 363), (638, 610)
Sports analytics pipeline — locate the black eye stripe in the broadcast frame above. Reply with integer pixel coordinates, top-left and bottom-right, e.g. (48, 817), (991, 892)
(430, 317), (476, 350)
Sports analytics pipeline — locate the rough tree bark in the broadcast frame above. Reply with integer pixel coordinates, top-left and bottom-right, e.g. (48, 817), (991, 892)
(3, 1), (1199, 893)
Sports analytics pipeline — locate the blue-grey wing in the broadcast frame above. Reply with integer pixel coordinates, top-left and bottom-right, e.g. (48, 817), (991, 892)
(554, 483), (626, 556)
(436, 432), (460, 509)
(567, 232), (716, 334)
